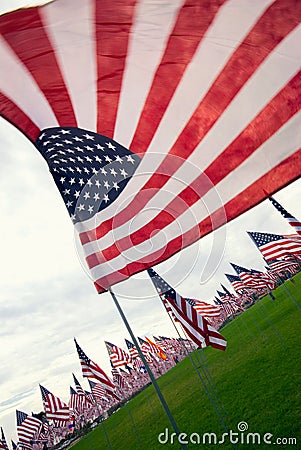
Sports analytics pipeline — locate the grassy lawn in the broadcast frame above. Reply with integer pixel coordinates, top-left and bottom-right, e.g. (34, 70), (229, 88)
(72, 274), (301, 449)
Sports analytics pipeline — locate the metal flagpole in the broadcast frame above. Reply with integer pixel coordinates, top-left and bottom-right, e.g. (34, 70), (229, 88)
(109, 288), (187, 450)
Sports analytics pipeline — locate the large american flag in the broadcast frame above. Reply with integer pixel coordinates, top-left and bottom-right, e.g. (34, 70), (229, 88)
(16, 410), (42, 449)
(247, 231), (301, 261)
(148, 268), (227, 350)
(267, 196), (301, 235)
(39, 385), (70, 427)
(0, 0), (300, 294)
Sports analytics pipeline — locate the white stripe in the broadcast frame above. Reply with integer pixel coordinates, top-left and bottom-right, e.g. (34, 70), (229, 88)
(78, 23), (301, 246)
(75, 0), (276, 232)
(145, 0), (276, 156)
(169, 303), (205, 345)
(114, 0), (185, 147)
(41, 0), (97, 131)
(0, 36), (59, 130)
(85, 112), (300, 279)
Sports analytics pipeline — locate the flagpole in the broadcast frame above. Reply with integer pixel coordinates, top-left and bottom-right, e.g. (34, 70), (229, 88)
(109, 288), (187, 450)
(158, 296), (230, 434)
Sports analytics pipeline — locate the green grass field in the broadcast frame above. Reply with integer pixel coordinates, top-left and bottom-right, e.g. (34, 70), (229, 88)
(72, 275), (301, 450)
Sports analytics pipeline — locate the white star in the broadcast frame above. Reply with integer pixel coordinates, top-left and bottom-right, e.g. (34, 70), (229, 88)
(60, 177), (66, 183)
(50, 134), (60, 139)
(60, 159), (68, 163)
(95, 156), (102, 163)
(88, 205), (94, 214)
(106, 142), (116, 150)
(66, 200), (73, 207)
(67, 167), (75, 173)
(75, 147), (84, 153)
(126, 155), (135, 164)
(112, 182), (119, 191)
(55, 143), (63, 147)
(95, 180), (101, 188)
(73, 136), (83, 142)
(64, 139), (73, 144)
(83, 167), (90, 174)
(85, 146), (94, 152)
(58, 150), (66, 155)
(74, 191), (80, 198)
(85, 156), (93, 162)
(95, 144), (104, 150)
(60, 167), (67, 172)
(110, 168), (117, 177)
(76, 167), (82, 173)
(83, 133), (95, 140)
(104, 181), (110, 189)
(39, 133), (46, 140)
(103, 194), (110, 203)
(63, 189), (70, 195)
(69, 157), (76, 163)
(120, 168), (128, 178)
(100, 167), (107, 175)
(71, 213), (76, 221)
(77, 204), (85, 211)
(77, 156), (84, 162)
(105, 156), (112, 163)
(115, 155), (123, 164)
(92, 168), (98, 174)
(87, 179), (93, 187)
(69, 178), (76, 185)
(79, 178), (85, 186)
(60, 129), (71, 134)
(83, 192), (90, 200)
(43, 141), (50, 146)
(93, 193), (100, 201)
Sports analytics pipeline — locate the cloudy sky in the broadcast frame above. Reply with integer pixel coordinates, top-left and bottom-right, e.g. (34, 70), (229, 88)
(1, 0), (301, 444)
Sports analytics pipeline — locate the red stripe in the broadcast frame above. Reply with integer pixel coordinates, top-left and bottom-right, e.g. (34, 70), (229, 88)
(1, 7), (77, 128)
(92, 0), (301, 238)
(93, 148), (301, 293)
(95, 0), (137, 137)
(80, 68), (301, 249)
(130, 0), (227, 154)
(0, 93), (40, 142)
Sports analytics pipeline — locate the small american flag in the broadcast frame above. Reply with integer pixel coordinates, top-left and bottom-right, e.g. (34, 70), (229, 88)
(74, 339), (120, 401)
(105, 341), (132, 368)
(185, 298), (221, 318)
(88, 380), (106, 404)
(247, 231), (301, 261)
(39, 385), (70, 427)
(230, 263), (269, 290)
(225, 273), (247, 293)
(16, 410), (42, 448)
(267, 196), (301, 235)
(125, 339), (140, 359)
(148, 268), (227, 351)
(0, 428), (8, 450)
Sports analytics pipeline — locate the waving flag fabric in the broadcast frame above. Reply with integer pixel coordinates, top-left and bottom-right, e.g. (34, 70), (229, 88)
(148, 268), (227, 350)
(225, 273), (246, 293)
(0, 0), (300, 293)
(267, 196), (301, 235)
(74, 339), (115, 388)
(105, 341), (132, 368)
(39, 385), (70, 427)
(16, 410), (42, 448)
(0, 428), (8, 450)
(247, 231), (301, 261)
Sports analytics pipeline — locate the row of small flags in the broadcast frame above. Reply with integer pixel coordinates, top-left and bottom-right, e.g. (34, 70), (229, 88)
(2, 197), (300, 449)
(1, 334), (196, 450)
